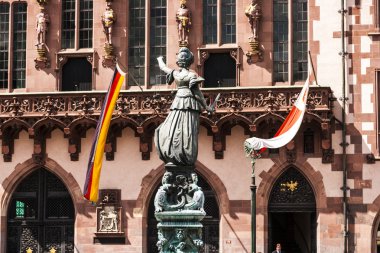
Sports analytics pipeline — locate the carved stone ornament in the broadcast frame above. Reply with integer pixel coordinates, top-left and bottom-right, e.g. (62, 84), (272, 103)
(94, 189), (125, 244)
(322, 148), (334, 164)
(366, 153), (376, 164)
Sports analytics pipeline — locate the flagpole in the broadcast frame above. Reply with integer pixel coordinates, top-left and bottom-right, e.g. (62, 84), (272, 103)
(249, 152), (260, 253)
(251, 158), (257, 253)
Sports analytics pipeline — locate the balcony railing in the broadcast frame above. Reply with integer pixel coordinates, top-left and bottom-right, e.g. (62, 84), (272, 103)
(0, 86), (333, 118)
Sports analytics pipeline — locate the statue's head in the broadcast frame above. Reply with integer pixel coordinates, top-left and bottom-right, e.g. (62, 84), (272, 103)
(175, 228), (186, 241)
(176, 47), (194, 68)
(162, 171), (173, 184)
(191, 173), (198, 184)
(180, 0), (187, 7)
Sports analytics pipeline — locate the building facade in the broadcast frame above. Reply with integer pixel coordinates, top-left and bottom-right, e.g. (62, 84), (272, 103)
(0, 0), (379, 252)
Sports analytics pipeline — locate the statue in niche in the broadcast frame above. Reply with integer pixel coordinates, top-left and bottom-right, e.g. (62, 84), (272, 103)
(36, 7), (50, 46)
(176, 0), (192, 45)
(102, 3), (116, 45)
(155, 47), (214, 167)
(245, 0), (261, 41)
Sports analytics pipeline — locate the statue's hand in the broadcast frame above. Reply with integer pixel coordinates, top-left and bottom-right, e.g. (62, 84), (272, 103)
(206, 105), (215, 114)
(157, 56), (164, 61)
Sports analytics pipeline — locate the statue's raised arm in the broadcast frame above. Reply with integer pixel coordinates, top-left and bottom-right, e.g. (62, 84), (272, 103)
(157, 56), (173, 74)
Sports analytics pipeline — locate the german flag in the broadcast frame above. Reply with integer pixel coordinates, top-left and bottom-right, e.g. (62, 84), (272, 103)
(84, 64), (126, 202)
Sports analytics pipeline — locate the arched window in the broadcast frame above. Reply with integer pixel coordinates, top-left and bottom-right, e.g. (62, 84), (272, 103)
(147, 172), (220, 252)
(7, 168), (75, 253)
(273, 0), (308, 83)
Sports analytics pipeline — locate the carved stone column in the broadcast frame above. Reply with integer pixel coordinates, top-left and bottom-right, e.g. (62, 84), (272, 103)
(154, 164), (205, 253)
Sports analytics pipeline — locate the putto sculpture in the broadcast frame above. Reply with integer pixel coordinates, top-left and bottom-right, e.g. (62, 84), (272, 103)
(176, 0), (192, 47)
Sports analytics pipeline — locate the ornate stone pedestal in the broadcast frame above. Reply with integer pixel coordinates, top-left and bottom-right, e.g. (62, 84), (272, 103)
(35, 44), (50, 69)
(156, 211), (205, 253)
(154, 163), (206, 252)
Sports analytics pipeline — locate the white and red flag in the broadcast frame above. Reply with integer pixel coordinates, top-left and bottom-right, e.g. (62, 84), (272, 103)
(244, 77), (310, 153)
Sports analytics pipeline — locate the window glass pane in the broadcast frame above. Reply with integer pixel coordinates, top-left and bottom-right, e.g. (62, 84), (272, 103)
(293, 0), (308, 81)
(80, 0), (93, 48)
(128, 0), (145, 86)
(273, 0), (288, 82)
(149, 0), (166, 85)
(0, 3), (9, 89)
(222, 0), (236, 44)
(62, 0), (75, 48)
(12, 3), (26, 89)
(203, 0), (217, 44)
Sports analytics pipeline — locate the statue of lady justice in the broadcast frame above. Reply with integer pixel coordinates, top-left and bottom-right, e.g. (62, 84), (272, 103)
(155, 47), (214, 166)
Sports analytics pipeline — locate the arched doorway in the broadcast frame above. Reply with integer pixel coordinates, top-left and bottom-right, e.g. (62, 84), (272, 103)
(62, 57), (92, 91)
(147, 172), (220, 252)
(7, 168), (75, 253)
(268, 167), (317, 253)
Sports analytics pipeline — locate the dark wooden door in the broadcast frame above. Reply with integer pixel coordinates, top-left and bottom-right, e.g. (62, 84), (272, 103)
(7, 169), (75, 253)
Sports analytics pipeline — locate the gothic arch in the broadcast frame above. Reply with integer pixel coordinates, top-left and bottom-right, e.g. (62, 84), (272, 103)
(1, 157), (84, 215)
(138, 161), (228, 253)
(369, 194), (380, 252)
(0, 157), (83, 252)
(257, 161), (327, 212)
(255, 160), (327, 252)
